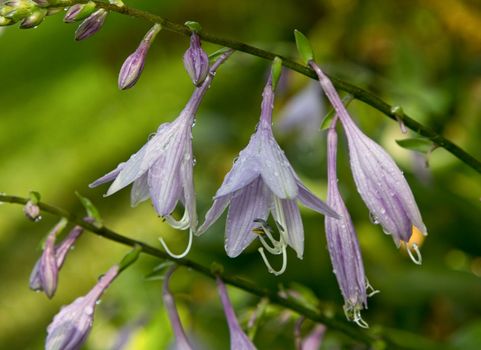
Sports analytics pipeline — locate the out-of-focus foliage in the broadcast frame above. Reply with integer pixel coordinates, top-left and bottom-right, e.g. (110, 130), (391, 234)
(1, 0), (481, 349)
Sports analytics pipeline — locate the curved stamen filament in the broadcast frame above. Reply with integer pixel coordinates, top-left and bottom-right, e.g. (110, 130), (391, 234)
(259, 236), (283, 254)
(407, 242), (423, 265)
(353, 309), (369, 329)
(164, 209), (190, 230)
(258, 242), (287, 276)
(365, 279), (380, 297)
(159, 229), (193, 259)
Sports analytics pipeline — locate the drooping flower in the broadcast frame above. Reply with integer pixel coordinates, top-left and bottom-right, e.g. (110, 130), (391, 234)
(30, 220), (86, 297)
(216, 277), (257, 350)
(118, 23), (161, 90)
(325, 126), (370, 327)
(162, 266), (194, 350)
(183, 33), (209, 86)
(309, 60), (427, 263)
(75, 8), (107, 41)
(197, 75), (338, 275)
(45, 265), (119, 350)
(90, 50), (233, 258)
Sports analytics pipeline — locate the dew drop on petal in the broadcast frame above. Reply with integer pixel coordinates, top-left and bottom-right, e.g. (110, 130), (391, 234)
(369, 212), (379, 225)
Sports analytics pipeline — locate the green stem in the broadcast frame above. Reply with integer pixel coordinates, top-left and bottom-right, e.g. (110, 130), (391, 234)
(49, 0), (481, 175)
(0, 193), (448, 350)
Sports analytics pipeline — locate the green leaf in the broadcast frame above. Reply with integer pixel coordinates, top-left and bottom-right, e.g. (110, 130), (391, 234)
(28, 191), (41, 204)
(320, 94), (353, 130)
(145, 261), (175, 281)
(208, 47), (230, 62)
(119, 245), (142, 272)
(396, 138), (434, 154)
(271, 57), (283, 90)
(184, 21), (202, 32)
(294, 29), (314, 64)
(75, 191), (102, 226)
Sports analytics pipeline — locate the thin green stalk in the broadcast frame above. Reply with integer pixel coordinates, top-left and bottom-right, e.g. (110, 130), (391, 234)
(0, 193), (450, 350)
(47, 0), (481, 175)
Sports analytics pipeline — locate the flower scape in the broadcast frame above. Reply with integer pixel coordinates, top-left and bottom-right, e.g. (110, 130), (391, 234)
(0, 2), (432, 349)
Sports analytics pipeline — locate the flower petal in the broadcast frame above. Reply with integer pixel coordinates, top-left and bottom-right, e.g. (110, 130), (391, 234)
(296, 181), (339, 218)
(180, 142), (197, 232)
(258, 131), (298, 199)
(106, 123), (174, 196)
(214, 135), (261, 198)
(89, 162), (125, 188)
(131, 173), (150, 207)
(225, 177), (270, 257)
(272, 198), (304, 258)
(197, 195), (231, 236)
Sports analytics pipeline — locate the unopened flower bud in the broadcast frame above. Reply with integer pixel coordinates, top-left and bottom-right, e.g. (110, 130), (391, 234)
(64, 2), (96, 23)
(183, 33), (209, 86)
(1, 0), (33, 21)
(118, 23), (161, 90)
(31, 0), (48, 7)
(74, 8), (107, 41)
(20, 8), (46, 29)
(24, 200), (41, 221)
(0, 15), (13, 26)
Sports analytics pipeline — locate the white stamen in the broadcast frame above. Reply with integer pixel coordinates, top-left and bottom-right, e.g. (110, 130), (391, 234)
(259, 236), (283, 255)
(159, 229), (193, 259)
(407, 243), (422, 265)
(164, 209), (190, 230)
(365, 279), (380, 297)
(258, 243), (287, 276)
(353, 310), (369, 328)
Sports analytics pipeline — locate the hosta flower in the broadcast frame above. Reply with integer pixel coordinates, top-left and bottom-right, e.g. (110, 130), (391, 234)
(325, 127), (369, 327)
(198, 76), (338, 275)
(216, 277), (256, 350)
(30, 220), (86, 298)
(309, 61), (426, 263)
(118, 23), (161, 90)
(90, 50), (233, 259)
(162, 267), (194, 350)
(46, 265), (119, 350)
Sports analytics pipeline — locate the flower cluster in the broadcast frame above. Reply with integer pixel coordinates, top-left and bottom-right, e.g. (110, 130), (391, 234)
(15, 17), (431, 348)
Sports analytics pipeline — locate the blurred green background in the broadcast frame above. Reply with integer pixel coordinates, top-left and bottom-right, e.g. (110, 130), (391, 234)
(1, 0), (481, 349)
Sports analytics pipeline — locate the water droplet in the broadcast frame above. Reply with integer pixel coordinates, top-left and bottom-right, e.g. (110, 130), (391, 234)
(369, 212), (379, 225)
(192, 157), (197, 166)
(274, 171), (279, 177)
(34, 216), (43, 222)
(96, 299), (102, 305)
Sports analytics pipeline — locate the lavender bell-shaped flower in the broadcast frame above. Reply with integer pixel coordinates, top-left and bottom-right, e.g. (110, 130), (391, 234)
(30, 220), (86, 297)
(325, 126), (374, 327)
(162, 267), (194, 350)
(197, 73), (338, 275)
(183, 33), (209, 86)
(75, 8), (107, 41)
(90, 50), (233, 259)
(118, 23), (161, 90)
(45, 265), (119, 350)
(216, 277), (256, 350)
(309, 61), (427, 264)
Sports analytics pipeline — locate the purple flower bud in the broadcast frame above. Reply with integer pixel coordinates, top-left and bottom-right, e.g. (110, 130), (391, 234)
(64, 2), (96, 23)
(74, 8), (107, 41)
(24, 200), (41, 221)
(310, 61), (427, 258)
(19, 9), (46, 29)
(31, 0), (49, 7)
(29, 221), (85, 297)
(38, 219), (66, 298)
(118, 23), (161, 90)
(183, 33), (209, 86)
(162, 267), (194, 350)
(46, 265), (119, 350)
(216, 277), (257, 350)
